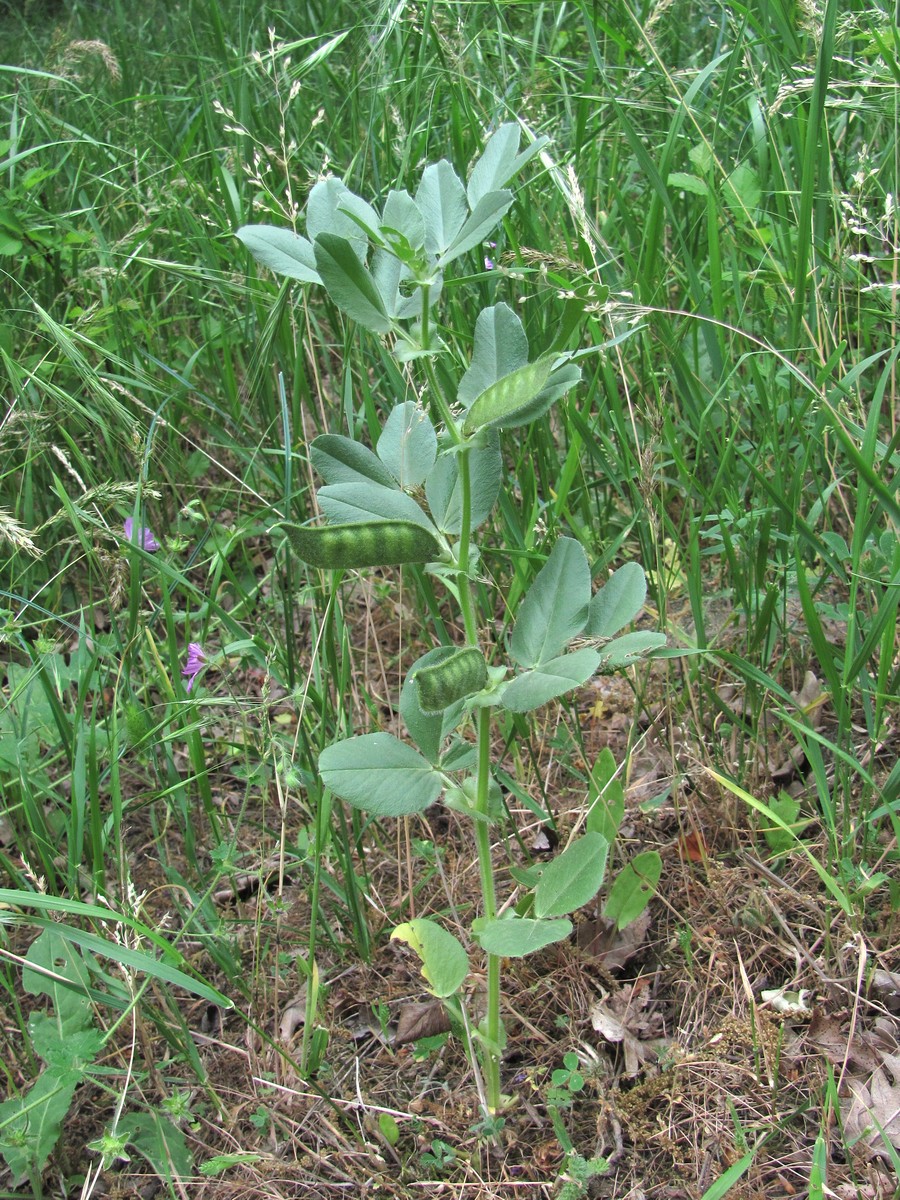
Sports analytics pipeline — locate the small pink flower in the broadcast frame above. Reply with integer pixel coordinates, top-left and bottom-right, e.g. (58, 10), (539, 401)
(181, 643), (206, 692)
(124, 517), (160, 552)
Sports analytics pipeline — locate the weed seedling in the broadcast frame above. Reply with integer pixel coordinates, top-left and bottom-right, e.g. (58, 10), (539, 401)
(419, 1138), (457, 1175)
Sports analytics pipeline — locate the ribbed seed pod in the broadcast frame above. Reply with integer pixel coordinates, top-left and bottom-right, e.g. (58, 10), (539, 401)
(415, 646), (487, 713)
(281, 520), (442, 569)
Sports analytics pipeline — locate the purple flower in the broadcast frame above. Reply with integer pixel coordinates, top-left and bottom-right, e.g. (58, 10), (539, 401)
(181, 642), (206, 692)
(484, 256), (495, 270)
(124, 517), (160, 552)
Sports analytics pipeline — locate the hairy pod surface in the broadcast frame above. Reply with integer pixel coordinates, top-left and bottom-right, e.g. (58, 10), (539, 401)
(282, 520), (442, 569)
(415, 646), (488, 712)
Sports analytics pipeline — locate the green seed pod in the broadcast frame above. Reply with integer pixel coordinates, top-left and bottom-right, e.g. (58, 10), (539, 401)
(462, 356), (555, 434)
(415, 646), (487, 713)
(281, 520), (441, 569)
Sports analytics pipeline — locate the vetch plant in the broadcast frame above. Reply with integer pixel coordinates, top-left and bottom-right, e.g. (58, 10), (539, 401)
(237, 124), (665, 1114)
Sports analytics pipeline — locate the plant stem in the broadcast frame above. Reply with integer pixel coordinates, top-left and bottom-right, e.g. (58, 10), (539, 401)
(421, 333), (502, 1112)
(459, 440), (502, 1113)
(475, 705), (502, 1112)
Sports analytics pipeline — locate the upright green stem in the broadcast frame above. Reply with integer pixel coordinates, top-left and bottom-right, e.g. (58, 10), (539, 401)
(455, 437), (479, 651)
(475, 706), (502, 1112)
(420, 293), (502, 1112)
(457, 437), (502, 1114)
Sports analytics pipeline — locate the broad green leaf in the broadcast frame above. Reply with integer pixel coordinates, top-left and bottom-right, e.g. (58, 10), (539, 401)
(391, 918), (468, 997)
(424, 432), (502, 534)
(462, 356), (555, 434)
(587, 747), (625, 843)
(307, 177), (378, 261)
(400, 647), (467, 763)
(317, 480), (436, 530)
(0, 1068), (78, 1185)
(473, 915), (572, 958)
(119, 1111), (193, 1181)
(667, 171), (709, 197)
(501, 648), (601, 713)
(23, 928), (93, 1035)
(603, 851), (662, 929)
(235, 225), (321, 284)
(761, 791), (811, 856)
(319, 733), (442, 816)
(416, 160), (467, 258)
(310, 434), (396, 488)
(438, 189), (513, 266)
(597, 630), (667, 669)
(381, 188), (426, 256)
(467, 123), (549, 206)
(587, 563), (648, 637)
(314, 233), (392, 334)
(723, 163), (761, 218)
(510, 538), (591, 668)
(28, 1016), (103, 1069)
(534, 832), (609, 918)
(458, 303), (528, 409)
(377, 402), (437, 488)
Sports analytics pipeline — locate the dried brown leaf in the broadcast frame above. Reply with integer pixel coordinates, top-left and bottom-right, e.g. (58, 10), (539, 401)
(576, 909), (651, 970)
(795, 670), (824, 714)
(842, 1059), (900, 1159)
(807, 1010), (882, 1074)
(871, 970), (900, 1014)
(590, 994), (665, 1078)
(395, 1000), (450, 1046)
(279, 990), (307, 1043)
(771, 671), (825, 780)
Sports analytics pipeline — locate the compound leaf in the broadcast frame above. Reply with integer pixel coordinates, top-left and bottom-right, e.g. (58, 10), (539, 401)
(319, 733), (442, 816)
(587, 562), (647, 638)
(474, 915), (572, 958)
(534, 833), (609, 918)
(236, 225), (321, 284)
(501, 648), (601, 713)
(509, 538), (591, 668)
(314, 232), (392, 334)
(391, 918), (468, 997)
